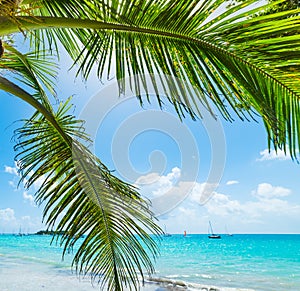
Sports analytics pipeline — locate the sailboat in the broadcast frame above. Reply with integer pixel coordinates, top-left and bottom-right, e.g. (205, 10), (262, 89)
(17, 226), (23, 237)
(208, 221), (221, 239)
(163, 225), (172, 237)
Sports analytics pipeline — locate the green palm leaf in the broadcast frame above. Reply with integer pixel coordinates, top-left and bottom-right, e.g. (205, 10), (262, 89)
(2, 0), (299, 157)
(0, 40), (57, 110)
(0, 44), (162, 290)
(14, 98), (161, 290)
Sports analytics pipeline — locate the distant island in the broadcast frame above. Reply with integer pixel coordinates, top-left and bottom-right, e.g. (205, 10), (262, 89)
(34, 230), (67, 236)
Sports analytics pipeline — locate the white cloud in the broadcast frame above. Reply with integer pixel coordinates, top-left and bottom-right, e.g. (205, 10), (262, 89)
(135, 169), (300, 233)
(135, 167), (181, 198)
(0, 209), (44, 233)
(5, 163), (47, 194)
(204, 192), (242, 216)
(135, 172), (161, 185)
(152, 167), (181, 197)
(27, 170), (47, 191)
(23, 191), (36, 206)
(8, 180), (17, 189)
(4, 165), (19, 176)
(226, 180), (239, 185)
(252, 183), (291, 199)
(0, 208), (16, 222)
(22, 215), (31, 221)
(257, 149), (290, 161)
(135, 168), (206, 216)
(187, 181), (297, 219)
(203, 189), (297, 219)
(178, 206), (196, 217)
(190, 182), (219, 205)
(32, 175), (47, 191)
(19, 216), (45, 233)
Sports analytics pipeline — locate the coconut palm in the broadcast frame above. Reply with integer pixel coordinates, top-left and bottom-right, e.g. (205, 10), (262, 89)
(1, 0), (300, 290)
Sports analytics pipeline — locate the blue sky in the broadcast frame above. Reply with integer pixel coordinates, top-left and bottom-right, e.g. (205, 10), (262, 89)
(1, 49), (300, 234)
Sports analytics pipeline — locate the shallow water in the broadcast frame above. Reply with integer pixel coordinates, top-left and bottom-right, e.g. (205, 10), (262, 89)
(0, 234), (300, 290)
(154, 234), (300, 290)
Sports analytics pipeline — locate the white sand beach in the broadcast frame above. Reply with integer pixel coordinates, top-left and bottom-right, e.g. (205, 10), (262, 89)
(0, 256), (254, 291)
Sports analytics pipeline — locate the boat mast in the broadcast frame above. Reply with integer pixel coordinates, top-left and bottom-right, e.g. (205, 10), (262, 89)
(209, 221), (214, 235)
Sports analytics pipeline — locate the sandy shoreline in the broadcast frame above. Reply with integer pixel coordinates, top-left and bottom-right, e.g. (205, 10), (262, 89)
(0, 254), (248, 291)
(0, 261), (251, 291)
(0, 255), (254, 291)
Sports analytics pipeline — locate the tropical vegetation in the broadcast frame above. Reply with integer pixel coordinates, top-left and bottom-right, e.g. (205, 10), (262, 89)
(0, 0), (300, 290)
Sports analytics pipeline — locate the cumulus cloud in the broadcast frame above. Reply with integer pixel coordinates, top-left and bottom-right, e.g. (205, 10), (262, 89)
(135, 172), (161, 185)
(252, 183), (291, 199)
(152, 167), (181, 196)
(22, 215), (31, 221)
(5, 163), (47, 196)
(135, 167), (181, 198)
(209, 193), (287, 217)
(257, 149), (290, 161)
(190, 182), (219, 204)
(178, 206), (196, 217)
(186, 181), (297, 219)
(0, 208), (16, 222)
(135, 168), (204, 216)
(226, 180), (239, 185)
(203, 192), (242, 216)
(0, 209), (44, 233)
(135, 168), (300, 232)
(8, 180), (17, 189)
(32, 175), (47, 191)
(4, 165), (19, 176)
(23, 191), (36, 206)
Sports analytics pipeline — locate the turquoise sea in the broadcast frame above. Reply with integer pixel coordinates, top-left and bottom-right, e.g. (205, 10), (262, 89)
(0, 234), (300, 290)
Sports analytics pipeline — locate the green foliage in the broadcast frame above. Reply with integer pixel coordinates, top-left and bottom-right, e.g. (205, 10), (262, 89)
(8, 0), (298, 158)
(1, 0), (300, 290)
(14, 99), (161, 290)
(0, 43), (57, 102)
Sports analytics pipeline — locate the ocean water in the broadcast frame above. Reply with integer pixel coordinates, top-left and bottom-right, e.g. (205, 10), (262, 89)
(0, 234), (300, 290)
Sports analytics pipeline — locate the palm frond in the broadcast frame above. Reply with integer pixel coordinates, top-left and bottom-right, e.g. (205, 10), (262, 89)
(0, 40), (57, 109)
(14, 98), (162, 291)
(9, 0), (299, 157)
(20, 0), (92, 59)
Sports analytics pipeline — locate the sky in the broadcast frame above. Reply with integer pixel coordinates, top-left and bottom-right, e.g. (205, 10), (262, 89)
(1, 47), (300, 235)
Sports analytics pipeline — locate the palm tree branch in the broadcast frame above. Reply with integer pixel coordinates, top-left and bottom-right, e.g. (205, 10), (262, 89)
(0, 42), (57, 107)
(0, 11), (298, 88)
(14, 99), (161, 290)
(1, 74), (161, 288)
(0, 76), (62, 129)
(2, 1), (300, 158)
(0, 12), (297, 96)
